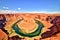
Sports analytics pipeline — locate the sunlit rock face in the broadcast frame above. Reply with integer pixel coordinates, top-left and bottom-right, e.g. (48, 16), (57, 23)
(0, 14), (60, 40)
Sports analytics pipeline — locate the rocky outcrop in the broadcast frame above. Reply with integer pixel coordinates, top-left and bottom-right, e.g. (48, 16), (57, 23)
(41, 16), (60, 39)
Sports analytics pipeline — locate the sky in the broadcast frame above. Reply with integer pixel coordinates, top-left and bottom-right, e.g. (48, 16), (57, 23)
(0, 0), (60, 12)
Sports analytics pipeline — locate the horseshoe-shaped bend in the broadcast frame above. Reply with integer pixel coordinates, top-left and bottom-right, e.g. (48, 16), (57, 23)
(12, 19), (44, 37)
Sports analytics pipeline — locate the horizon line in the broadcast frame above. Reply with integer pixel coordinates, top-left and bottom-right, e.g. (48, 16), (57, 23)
(0, 10), (60, 14)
